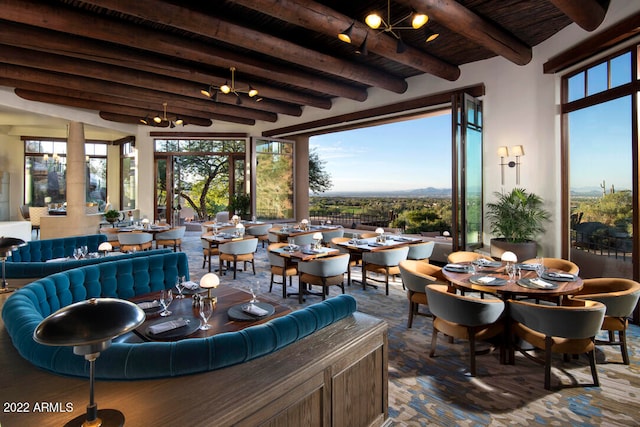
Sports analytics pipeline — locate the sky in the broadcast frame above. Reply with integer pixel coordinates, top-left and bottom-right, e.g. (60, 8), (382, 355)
(310, 112), (452, 193)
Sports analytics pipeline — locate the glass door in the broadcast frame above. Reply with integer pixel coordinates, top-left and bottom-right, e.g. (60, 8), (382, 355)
(452, 93), (483, 251)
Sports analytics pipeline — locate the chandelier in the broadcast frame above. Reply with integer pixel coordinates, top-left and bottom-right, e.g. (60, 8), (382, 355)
(339, 0), (439, 53)
(140, 102), (184, 128)
(201, 67), (259, 105)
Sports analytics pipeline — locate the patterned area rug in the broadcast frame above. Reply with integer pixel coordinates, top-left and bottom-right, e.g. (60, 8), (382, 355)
(181, 231), (640, 426)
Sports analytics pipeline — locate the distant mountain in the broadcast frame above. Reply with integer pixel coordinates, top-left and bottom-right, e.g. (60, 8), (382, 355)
(318, 187), (452, 198)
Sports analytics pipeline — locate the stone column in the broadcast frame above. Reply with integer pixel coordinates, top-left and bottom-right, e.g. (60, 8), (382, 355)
(40, 122), (101, 238)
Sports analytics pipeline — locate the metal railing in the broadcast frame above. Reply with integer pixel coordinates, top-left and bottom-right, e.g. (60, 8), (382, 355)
(571, 229), (633, 262)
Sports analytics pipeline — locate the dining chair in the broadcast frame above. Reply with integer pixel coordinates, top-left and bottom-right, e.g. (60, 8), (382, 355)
(425, 284), (505, 376)
(117, 232), (153, 252)
(407, 241), (435, 262)
(320, 228), (344, 246)
(218, 238), (258, 279)
(330, 237), (360, 286)
(362, 246), (410, 295)
(215, 211), (230, 223)
(447, 251), (494, 264)
(155, 226), (186, 252)
(508, 298), (606, 390)
(267, 243), (298, 298)
(200, 231), (220, 271)
(28, 206), (48, 238)
(99, 227), (121, 251)
(290, 232), (317, 247)
(297, 253), (350, 300)
(245, 223), (273, 248)
(359, 232), (379, 239)
(522, 257), (579, 275)
(571, 277), (640, 365)
(399, 260), (446, 328)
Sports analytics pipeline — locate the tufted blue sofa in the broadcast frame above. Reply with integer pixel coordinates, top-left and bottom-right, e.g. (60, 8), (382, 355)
(5, 235), (171, 282)
(2, 251), (357, 380)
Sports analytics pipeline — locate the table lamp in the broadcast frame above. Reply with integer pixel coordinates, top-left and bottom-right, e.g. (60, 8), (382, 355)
(98, 242), (113, 257)
(200, 272), (220, 298)
(0, 237), (27, 293)
(34, 298), (145, 427)
(375, 227), (385, 243)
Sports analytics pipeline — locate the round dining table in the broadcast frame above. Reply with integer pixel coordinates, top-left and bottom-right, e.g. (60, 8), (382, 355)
(441, 261), (584, 302)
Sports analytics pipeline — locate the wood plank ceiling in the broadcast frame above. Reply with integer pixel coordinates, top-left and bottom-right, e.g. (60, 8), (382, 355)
(0, 0), (610, 128)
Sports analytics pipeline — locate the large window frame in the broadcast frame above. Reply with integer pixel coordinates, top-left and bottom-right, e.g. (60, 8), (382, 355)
(561, 44), (640, 286)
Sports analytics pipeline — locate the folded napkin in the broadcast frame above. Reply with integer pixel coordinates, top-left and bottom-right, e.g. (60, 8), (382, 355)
(148, 319), (189, 334)
(182, 281), (199, 290)
(530, 278), (554, 288)
(477, 276), (496, 284)
(446, 264), (465, 269)
(137, 300), (160, 310)
(243, 304), (268, 316)
(547, 272), (574, 279)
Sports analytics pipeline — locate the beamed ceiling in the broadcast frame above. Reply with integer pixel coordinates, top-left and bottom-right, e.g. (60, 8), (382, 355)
(0, 0), (611, 129)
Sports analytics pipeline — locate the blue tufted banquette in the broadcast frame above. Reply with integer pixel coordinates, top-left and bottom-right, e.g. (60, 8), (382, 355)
(2, 251), (357, 380)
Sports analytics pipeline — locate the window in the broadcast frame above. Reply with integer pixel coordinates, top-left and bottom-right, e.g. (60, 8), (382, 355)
(24, 139), (107, 209)
(562, 47), (637, 280)
(121, 141), (136, 210)
(254, 138), (294, 220)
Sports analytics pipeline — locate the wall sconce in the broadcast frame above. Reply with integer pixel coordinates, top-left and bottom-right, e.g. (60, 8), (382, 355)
(497, 145), (525, 185)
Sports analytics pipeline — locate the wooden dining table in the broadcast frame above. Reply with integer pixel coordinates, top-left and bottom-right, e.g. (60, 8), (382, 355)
(118, 284), (291, 342)
(441, 261), (584, 301)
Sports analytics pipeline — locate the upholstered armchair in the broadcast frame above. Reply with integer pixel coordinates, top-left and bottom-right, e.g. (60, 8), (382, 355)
(425, 284), (505, 377)
(522, 257), (580, 275)
(362, 246), (409, 295)
(571, 278), (640, 364)
(245, 223), (273, 248)
(155, 226), (186, 252)
(509, 298), (606, 390)
(219, 238), (258, 279)
(297, 253), (349, 301)
(117, 232), (153, 252)
(398, 260), (445, 328)
(267, 243), (298, 298)
(407, 241), (435, 262)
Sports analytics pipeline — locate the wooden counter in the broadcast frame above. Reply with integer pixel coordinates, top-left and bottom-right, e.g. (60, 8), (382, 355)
(0, 292), (388, 427)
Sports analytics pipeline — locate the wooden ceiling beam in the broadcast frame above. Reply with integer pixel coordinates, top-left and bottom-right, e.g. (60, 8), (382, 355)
(78, 0), (408, 94)
(0, 45), (293, 119)
(549, 0), (609, 32)
(15, 89), (214, 127)
(0, 64), (276, 123)
(2, 0), (366, 102)
(231, 0), (460, 81)
(0, 21), (332, 110)
(399, 0), (532, 66)
(1, 79), (255, 126)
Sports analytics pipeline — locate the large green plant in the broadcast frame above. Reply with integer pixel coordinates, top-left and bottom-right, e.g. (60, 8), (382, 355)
(486, 188), (550, 243)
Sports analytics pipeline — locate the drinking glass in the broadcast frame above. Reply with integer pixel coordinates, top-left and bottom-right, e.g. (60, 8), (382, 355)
(287, 237), (295, 253)
(249, 282), (259, 304)
(73, 248), (81, 260)
(320, 220), (325, 226)
(175, 276), (185, 299)
(199, 297), (216, 330)
(82, 245), (88, 257)
(506, 264), (516, 282)
(535, 257), (545, 278)
(159, 289), (173, 317)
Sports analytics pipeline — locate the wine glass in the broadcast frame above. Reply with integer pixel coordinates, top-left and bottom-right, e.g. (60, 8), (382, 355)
(287, 237), (295, 253)
(535, 257), (545, 278)
(82, 245), (88, 257)
(175, 276), (185, 299)
(249, 282), (259, 304)
(159, 289), (173, 317)
(199, 297), (216, 330)
(506, 263), (516, 282)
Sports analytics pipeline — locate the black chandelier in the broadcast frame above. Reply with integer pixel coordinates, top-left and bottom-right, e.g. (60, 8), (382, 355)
(201, 67), (259, 105)
(140, 102), (185, 128)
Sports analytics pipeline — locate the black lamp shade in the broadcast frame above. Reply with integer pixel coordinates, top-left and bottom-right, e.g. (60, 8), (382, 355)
(0, 237), (26, 254)
(34, 298), (145, 347)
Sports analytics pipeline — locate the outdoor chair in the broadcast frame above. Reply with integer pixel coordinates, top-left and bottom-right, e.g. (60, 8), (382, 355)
(155, 226), (186, 251)
(290, 232), (316, 247)
(426, 284), (505, 376)
(219, 238), (258, 279)
(215, 211), (230, 223)
(117, 231), (153, 252)
(509, 298), (605, 390)
(571, 278), (640, 365)
(201, 231), (220, 271)
(267, 243), (298, 298)
(399, 260), (446, 328)
(321, 228), (344, 246)
(407, 241), (435, 262)
(522, 257), (579, 275)
(330, 237), (360, 285)
(362, 246), (410, 295)
(245, 223), (273, 248)
(297, 253), (349, 300)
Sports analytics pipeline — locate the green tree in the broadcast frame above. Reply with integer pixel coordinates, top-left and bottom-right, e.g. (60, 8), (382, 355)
(309, 147), (332, 194)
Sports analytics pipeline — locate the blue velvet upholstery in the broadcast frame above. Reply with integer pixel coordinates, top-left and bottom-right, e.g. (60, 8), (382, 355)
(4, 235), (172, 279)
(2, 252), (357, 380)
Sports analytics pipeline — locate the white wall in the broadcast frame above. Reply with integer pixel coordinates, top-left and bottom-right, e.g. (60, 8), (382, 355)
(0, 0), (639, 254)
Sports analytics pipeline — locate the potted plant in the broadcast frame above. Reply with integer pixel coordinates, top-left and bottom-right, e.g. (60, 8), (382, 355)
(103, 209), (122, 226)
(485, 188), (550, 261)
(228, 193), (250, 219)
